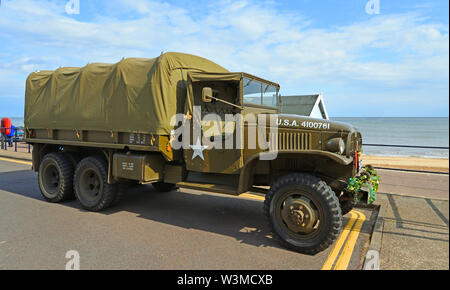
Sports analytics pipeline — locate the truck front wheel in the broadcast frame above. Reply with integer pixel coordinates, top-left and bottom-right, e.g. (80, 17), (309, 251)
(38, 153), (75, 202)
(74, 156), (116, 211)
(264, 173), (343, 255)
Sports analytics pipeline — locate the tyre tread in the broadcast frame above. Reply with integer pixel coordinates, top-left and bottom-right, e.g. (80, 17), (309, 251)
(74, 155), (116, 211)
(38, 152), (75, 202)
(263, 173), (343, 255)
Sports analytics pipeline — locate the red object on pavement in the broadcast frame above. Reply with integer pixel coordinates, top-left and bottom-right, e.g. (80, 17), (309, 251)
(1, 118), (12, 135)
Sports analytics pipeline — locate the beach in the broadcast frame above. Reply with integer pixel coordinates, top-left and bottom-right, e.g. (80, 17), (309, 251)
(363, 155), (449, 173)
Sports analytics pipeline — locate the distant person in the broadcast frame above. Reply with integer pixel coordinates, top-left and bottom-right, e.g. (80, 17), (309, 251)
(7, 125), (16, 147)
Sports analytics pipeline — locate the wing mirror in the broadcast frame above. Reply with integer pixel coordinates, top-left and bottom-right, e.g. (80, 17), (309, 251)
(201, 86), (243, 110)
(202, 87), (213, 103)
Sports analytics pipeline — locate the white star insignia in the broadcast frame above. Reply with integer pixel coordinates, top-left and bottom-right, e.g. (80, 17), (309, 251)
(190, 138), (208, 160)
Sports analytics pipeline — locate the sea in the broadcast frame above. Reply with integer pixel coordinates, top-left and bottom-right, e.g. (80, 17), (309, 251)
(333, 117), (449, 158)
(2, 117), (449, 158)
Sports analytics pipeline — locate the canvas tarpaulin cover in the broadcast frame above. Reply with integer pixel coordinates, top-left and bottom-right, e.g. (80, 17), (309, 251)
(25, 52), (228, 135)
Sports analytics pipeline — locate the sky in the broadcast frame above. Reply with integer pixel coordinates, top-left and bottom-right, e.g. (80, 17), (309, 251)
(0, 0), (448, 117)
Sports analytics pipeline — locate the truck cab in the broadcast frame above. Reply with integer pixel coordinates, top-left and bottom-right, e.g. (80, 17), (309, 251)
(176, 72), (361, 195)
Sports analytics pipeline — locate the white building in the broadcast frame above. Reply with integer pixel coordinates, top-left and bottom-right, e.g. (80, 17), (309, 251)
(278, 93), (329, 120)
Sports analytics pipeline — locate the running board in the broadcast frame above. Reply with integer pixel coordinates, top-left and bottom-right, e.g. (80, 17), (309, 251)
(176, 182), (268, 196)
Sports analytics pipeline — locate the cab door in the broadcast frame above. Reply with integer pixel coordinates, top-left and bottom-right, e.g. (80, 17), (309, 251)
(184, 80), (244, 174)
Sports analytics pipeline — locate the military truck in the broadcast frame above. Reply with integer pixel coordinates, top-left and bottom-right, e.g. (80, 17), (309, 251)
(24, 52), (374, 254)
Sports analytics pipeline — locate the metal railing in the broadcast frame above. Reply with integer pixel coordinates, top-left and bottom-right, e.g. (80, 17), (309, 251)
(1, 127), (31, 153)
(363, 143), (449, 150)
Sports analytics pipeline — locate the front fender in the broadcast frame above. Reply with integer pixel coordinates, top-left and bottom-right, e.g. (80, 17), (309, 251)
(259, 150), (354, 166)
(237, 150), (354, 194)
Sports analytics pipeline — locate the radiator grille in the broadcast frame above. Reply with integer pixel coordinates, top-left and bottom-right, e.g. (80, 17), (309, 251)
(269, 132), (311, 151)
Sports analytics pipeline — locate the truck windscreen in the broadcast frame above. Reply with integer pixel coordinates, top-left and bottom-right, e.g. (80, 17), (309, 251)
(243, 77), (278, 107)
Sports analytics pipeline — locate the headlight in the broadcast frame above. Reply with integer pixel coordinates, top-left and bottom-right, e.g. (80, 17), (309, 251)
(326, 138), (345, 154)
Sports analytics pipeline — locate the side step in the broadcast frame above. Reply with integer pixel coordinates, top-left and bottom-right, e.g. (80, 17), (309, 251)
(176, 182), (268, 197)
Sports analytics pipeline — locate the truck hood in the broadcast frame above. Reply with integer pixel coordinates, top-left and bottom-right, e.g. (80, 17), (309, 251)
(276, 114), (357, 133)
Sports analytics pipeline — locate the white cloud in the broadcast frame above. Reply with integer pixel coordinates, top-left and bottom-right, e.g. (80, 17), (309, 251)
(0, 0), (448, 116)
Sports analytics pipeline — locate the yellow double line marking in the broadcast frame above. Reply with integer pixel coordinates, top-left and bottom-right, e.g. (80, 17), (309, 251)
(0, 157), (32, 166)
(322, 210), (366, 270)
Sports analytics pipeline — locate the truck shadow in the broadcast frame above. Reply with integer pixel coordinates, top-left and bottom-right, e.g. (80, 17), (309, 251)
(0, 169), (280, 250)
(0, 169), (364, 253)
(119, 186), (279, 249)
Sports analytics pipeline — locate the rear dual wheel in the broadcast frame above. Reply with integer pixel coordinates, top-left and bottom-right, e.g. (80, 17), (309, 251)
(38, 153), (126, 211)
(38, 153), (75, 202)
(74, 156), (119, 212)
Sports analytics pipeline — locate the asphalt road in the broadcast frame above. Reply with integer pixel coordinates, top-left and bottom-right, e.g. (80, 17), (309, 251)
(0, 158), (376, 270)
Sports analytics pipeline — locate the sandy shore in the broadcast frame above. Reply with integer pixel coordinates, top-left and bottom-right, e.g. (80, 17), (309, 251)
(363, 155), (449, 173)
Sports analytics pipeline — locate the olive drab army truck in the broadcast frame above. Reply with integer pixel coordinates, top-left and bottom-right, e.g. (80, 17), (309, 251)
(25, 52), (376, 254)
